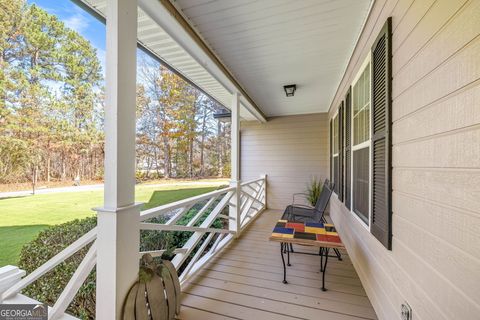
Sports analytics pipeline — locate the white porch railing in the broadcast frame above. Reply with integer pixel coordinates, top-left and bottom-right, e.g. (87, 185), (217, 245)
(0, 229), (97, 319)
(0, 175), (267, 319)
(139, 175), (266, 286)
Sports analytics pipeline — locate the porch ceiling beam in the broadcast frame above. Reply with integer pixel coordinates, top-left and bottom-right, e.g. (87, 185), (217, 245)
(138, 0), (267, 123)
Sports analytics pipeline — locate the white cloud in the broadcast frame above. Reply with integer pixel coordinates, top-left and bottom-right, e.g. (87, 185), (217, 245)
(63, 13), (89, 34)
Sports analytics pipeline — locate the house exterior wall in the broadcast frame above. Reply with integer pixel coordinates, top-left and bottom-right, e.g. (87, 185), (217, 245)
(240, 114), (328, 210)
(328, 1), (480, 320)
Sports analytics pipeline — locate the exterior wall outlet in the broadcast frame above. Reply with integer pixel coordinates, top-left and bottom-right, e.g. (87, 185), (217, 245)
(401, 302), (412, 320)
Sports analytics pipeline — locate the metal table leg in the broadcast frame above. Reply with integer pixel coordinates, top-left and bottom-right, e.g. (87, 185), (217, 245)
(321, 247), (330, 291)
(287, 242), (291, 266)
(280, 243), (288, 284)
(319, 247), (324, 272)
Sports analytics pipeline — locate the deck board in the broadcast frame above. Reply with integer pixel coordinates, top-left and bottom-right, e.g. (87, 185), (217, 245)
(179, 209), (378, 320)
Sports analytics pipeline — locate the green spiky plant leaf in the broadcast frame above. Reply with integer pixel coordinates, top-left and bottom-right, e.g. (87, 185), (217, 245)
(306, 177), (322, 207)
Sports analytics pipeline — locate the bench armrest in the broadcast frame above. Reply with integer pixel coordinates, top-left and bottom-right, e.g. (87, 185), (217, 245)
(292, 193), (314, 208)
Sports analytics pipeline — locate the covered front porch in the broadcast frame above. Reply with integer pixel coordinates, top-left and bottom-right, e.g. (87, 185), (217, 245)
(1, 177), (375, 319)
(2, 0), (478, 319)
(0, 0), (374, 318)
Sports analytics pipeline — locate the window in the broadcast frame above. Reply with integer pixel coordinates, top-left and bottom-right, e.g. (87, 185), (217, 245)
(329, 18), (392, 249)
(351, 57), (371, 225)
(341, 17), (392, 250)
(353, 62), (370, 146)
(332, 114), (339, 194)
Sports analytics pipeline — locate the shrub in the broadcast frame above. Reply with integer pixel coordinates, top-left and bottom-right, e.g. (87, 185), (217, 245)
(135, 170), (164, 182)
(18, 217), (97, 319)
(141, 198), (228, 273)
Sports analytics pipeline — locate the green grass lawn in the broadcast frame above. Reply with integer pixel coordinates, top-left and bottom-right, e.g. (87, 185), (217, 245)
(0, 184), (220, 266)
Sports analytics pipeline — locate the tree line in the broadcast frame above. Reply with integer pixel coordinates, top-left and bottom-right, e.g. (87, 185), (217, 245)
(0, 0), (231, 188)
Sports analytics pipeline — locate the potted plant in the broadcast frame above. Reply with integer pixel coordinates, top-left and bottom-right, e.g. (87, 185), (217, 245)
(306, 177), (322, 207)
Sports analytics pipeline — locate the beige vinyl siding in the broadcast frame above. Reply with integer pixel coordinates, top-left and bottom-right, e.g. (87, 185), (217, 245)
(328, 1), (480, 320)
(241, 114), (328, 210)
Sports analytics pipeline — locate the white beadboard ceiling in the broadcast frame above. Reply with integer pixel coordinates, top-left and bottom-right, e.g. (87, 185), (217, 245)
(172, 0), (372, 116)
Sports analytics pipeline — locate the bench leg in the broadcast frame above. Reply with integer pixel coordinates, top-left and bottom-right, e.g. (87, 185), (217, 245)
(333, 248), (342, 261)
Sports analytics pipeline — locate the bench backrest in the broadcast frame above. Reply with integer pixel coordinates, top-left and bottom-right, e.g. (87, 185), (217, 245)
(314, 180), (334, 215)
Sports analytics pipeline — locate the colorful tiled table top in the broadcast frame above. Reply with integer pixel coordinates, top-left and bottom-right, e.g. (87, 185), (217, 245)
(269, 220), (344, 248)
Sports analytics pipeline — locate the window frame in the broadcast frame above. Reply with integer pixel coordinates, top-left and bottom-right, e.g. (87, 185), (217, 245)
(332, 111), (340, 196)
(332, 112), (339, 157)
(349, 54), (372, 231)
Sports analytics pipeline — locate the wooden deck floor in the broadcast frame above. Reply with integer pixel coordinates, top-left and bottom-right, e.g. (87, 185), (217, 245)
(179, 209), (377, 320)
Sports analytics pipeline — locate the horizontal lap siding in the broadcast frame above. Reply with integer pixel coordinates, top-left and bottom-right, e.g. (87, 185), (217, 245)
(241, 114), (328, 210)
(328, 0), (480, 319)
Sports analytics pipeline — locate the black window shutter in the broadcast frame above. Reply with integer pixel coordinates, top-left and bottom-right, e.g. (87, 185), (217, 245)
(370, 17), (392, 250)
(344, 87), (352, 209)
(329, 119), (333, 183)
(338, 102), (344, 202)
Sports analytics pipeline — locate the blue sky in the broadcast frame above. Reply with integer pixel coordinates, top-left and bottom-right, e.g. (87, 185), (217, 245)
(28, 0), (107, 77)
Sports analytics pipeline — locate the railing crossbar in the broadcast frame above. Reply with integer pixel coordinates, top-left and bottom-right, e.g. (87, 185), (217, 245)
(171, 191), (234, 269)
(239, 195), (249, 216)
(183, 234), (233, 286)
(178, 233), (214, 283)
(186, 195), (218, 227)
(217, 214), (234, 220)
(245, 187), (264, 211)
(140, 223), (234, 234)
(241, 188), (265, 207)
(240, 178), (264, 186)
(140, 186), (235, 222)
(242, 183), (259, 194)
(50, 242), (97, 320)
(229, 193), (246, 208)
(1, 227), (97, 301)
(241, 184), (265, 226)
(210, 233), (225, 252)
(166, 204), (195, 226)
(139, 248), (188, 258)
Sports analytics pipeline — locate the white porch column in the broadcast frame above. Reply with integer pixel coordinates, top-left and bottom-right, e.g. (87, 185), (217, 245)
(229, 92), (241, 236)
(94, 0), (139, 319)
